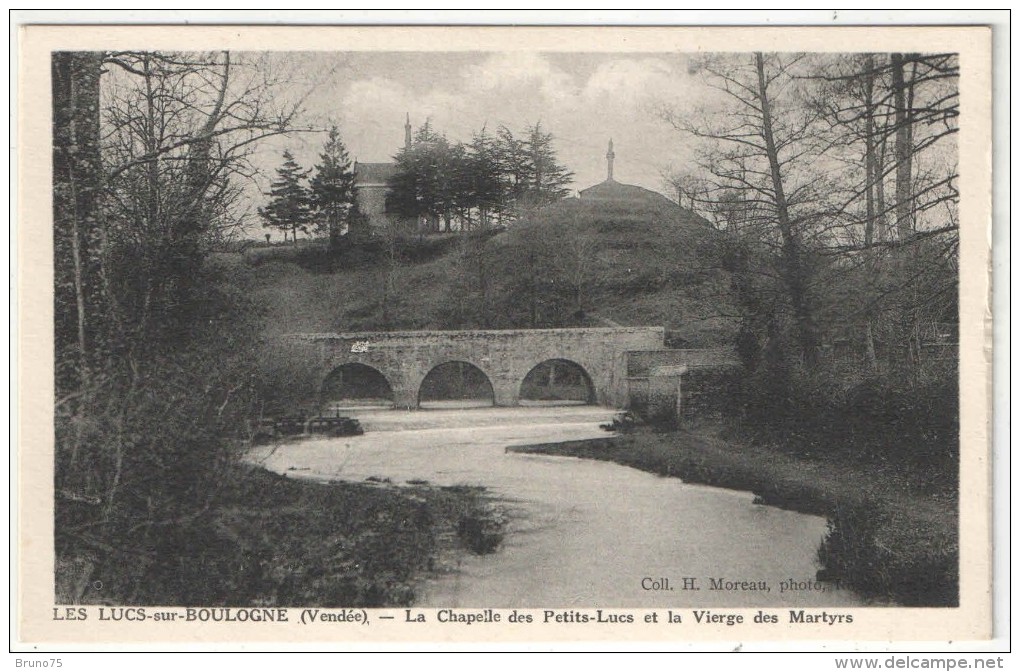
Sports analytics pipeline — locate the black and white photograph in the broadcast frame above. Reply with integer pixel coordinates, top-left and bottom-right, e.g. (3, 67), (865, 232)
(16, 21), (997, 648)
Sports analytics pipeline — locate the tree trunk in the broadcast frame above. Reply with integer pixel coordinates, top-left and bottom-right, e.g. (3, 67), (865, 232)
(891, 53), (914, 241)
(52, 51), (104, 388)
(476, 239), (489, 327)
(380, 251), (391, 329)
(861, 55), (881, 373)
(863, 54), (877, 248)
(864, 321), (878, 371)
(754, 52), (818, 367)
(528, 248), (538, 328)
(904, 58), (918, 234)
(143, 55), (160, 234)
(875, 133), (888, 242)
(328, 208), (342, 251)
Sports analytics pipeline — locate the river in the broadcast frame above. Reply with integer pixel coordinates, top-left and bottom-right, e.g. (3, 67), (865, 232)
(248, 406), (863, 608)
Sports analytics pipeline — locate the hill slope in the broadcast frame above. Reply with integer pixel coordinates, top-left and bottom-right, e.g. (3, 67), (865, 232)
(240, 199), (739, 347)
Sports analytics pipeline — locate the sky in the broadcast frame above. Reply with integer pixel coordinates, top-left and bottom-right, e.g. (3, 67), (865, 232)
(253, 51), (706, 207)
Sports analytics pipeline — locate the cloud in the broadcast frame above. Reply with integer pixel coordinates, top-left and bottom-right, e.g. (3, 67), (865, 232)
(582, 57), (678, 106)
(329, 52), (699, 193)
(464, 52), (576, 100)
(344, 76), (408, 114)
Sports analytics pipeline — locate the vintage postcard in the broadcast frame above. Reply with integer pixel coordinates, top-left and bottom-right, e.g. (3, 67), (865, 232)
(16, 22), (994, 649)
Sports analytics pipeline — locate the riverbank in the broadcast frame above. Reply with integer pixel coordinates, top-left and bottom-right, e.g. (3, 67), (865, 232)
(509, 427), (958, 607)
(56, 465), (504, 607)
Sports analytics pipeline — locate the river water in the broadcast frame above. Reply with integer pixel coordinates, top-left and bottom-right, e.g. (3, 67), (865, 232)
(248, 406), (863, 608)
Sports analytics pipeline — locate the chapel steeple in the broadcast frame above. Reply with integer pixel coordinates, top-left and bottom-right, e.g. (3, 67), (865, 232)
(405, 113), (412, 150)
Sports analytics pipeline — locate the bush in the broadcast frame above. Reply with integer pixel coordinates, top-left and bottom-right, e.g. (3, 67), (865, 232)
(457, 506), (507, 555)
(57, 467), (452, 607)
(734, 355), (959, 489)
(54, 266), (265, 603)
(818, 502), (958, 607)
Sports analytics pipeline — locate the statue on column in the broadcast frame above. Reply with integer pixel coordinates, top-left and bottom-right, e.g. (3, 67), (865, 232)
(606, 139), (615, 182)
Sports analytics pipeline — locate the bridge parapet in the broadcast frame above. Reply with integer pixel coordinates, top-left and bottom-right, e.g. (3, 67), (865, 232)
(284, 327), (666, 409)
(288, 326), (666, 344)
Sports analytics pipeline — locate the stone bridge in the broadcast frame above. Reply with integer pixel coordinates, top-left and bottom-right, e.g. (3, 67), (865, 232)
(287, 327), (666, 410)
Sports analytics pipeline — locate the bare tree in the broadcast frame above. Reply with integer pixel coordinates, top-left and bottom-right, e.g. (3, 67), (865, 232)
(661, 168), (710, 214)
(807, 52), (959, 249)
(100, 51), (310, 341)
(53, 52), (105, 391)
(53, 51), (310, 598)
(804, 52), (959, 369)
(662, 53), (826, 365)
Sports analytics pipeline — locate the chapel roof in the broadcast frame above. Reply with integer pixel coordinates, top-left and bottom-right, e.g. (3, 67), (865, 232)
(578, 179), (677, 209)
(353, 162), (397, 186)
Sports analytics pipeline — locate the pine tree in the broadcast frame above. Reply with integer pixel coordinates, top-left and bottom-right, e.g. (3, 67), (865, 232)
(466, 126), (503, 228)
(493, 123), (572, 218)
(525, 122), (573, 205)
(259, 150), (312, 242)
(494, 125), (530, 214)
(388, 121), (574, 230)
(387, 121), (454, 232)
(309, 125), (356, 248)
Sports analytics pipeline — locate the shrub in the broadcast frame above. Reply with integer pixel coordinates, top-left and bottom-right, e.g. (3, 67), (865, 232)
(733, 353), (958, 489)
(818, 503), (959, 607)
(54, 267), (264, 603)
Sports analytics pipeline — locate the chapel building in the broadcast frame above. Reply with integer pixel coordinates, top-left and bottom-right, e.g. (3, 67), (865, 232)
(351, 114), (413, 233)
(577, 139), (680, 210)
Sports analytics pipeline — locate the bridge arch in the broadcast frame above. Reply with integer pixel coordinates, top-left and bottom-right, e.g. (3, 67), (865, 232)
(320, 362), (395, 411)
(519, 358), (596, 405)
(418, 360), (495, 409)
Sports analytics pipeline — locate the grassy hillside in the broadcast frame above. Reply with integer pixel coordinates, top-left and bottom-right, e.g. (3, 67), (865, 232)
(228, 198), (739, 347)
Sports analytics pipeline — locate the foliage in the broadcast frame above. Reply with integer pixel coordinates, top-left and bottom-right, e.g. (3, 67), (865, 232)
(523, 122), (574, 205)
(657, 52), (960, 503)
(58, 466), (502, 607)
(260, 150), (313, 241)
(52, 50), (303, 602)
(733, 357), (959, 485)
(308, 125), (356, 247)
(386, 120), (574, 231)
(385, 121), (459, 231)
(245, 196), (733, 343)
(818, 502), (958, 607)
(664, 52), (958, 373)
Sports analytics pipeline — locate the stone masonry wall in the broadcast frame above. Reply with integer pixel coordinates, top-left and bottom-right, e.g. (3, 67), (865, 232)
(625, 348), (741, 421)
(287, 327), (665, 409)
